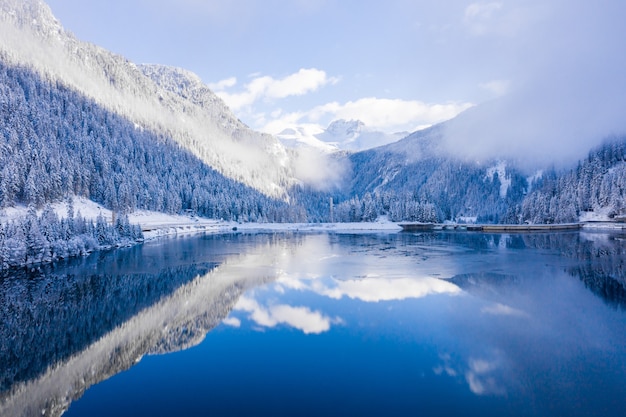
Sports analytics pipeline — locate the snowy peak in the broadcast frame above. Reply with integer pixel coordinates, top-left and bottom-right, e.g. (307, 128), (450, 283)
(277, 119), (409, 153)
(0, 0), (62, 39)
(276, 124), (339, 153)
(318, 119), (408, 151)
(325, 119), (367, 139)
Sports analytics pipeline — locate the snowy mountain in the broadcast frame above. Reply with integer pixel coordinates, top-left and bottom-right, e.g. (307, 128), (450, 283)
(0, 0), (296, 198)
(318, 119), (409, 151)
(276, 119), (409, 153)
(276, 124), (339, 153)
(336, 124), (529, 223)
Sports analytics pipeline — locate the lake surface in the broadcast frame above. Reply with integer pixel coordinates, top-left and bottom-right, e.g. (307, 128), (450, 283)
(1, 231), (626, 417)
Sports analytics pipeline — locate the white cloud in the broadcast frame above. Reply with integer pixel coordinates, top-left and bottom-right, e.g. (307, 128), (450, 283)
(215, 68), (339, 111)
(270, 305), (332, 334)
(208, 76), (237, 91)
(266, 68), (339, 98)
(222, 316), (241, 327)
(436, 352), (506, 396)
(234, 296), (337, 334)
(311, 98), (473, 130)
(262, 98), (473, 134)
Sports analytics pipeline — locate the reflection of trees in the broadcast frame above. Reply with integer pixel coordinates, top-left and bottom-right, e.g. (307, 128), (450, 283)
(515, 232), (626, 308)
(450, 231), (626, 309)
(0, 246), (217, 394)
(0, 234), (278, 417)
(567, 235), (626, 309)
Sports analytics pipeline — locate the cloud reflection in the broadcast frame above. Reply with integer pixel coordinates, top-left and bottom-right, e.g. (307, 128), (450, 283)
(465, 358), (506, 396)
(276, 274), (461, 304)
(434, 352), (507, 397)
(234, 296), (339, 334)
(315, 277), (461, 302)
(480, 303), (528, 318)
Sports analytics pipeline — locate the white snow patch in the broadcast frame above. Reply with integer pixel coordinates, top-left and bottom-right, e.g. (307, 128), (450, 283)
(457, 216), (478, 224)
(579, 207), (614, 223)
(0, 196), (111, 223)
(485, 161), (510, 198)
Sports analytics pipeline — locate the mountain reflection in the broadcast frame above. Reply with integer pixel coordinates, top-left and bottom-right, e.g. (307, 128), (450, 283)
(1, 231), (625, 416)
(0, 234), (282, 417)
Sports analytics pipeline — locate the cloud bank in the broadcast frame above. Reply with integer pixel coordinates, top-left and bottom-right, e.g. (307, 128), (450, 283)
(213, 68), (339, 111)
(212, 67), (472, 135)
(444, 0), (626, 169)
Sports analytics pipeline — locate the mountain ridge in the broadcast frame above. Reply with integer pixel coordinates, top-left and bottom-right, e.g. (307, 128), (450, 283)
(277, 119), (409, 153)
(0, 0), (296, 198)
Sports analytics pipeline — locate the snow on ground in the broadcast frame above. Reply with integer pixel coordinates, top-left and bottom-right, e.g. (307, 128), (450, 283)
(581, 222), (626, 230)
(9, 196), (626, 244)
(485, 161), (510, 198)
(234, 218), (402, 234)
(579, 207), (613, 222)
(0, 196), (110, 223)
(0, 197), (402, 243)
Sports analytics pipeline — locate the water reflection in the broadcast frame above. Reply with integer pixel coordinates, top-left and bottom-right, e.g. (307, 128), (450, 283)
(1, 231), (625, 417)
(0, 234), (284, 417)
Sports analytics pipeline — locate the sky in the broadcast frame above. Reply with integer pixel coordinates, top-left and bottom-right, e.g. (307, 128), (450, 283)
(44, 0), (626, 166)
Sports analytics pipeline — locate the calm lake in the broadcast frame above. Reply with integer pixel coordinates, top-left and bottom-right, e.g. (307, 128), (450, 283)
(1, 231), (626, 417)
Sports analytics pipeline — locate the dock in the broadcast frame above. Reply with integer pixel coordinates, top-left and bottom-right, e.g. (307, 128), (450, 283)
(399, 222), (583, 233)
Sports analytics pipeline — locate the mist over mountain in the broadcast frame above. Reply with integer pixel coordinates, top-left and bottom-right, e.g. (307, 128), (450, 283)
(277, 119), (408, 153)
(439, 0), (626, 171)
(318, 119), (409, 152)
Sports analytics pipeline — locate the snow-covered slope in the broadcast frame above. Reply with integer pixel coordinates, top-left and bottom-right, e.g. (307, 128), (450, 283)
(318, 119), (409, 151)
(276, 124), (339, 153)
(0, 0), (296, 198)
(276, 119), (408, 153)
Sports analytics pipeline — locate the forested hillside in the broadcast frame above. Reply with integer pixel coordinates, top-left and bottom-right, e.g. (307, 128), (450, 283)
(520, 139), (626, 223)
(307, 125), (529, 223)
(313, 127), (626, 225)
(0, 57), (301, 222)
(0, 0), (297, 198)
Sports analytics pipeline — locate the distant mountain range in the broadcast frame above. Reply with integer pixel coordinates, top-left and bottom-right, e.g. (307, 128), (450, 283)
(277, 119), (409, 153)
(1, 0), (626, 239)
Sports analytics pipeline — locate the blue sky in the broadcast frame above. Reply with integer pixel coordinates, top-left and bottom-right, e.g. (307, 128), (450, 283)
(44, 0), (626, 163)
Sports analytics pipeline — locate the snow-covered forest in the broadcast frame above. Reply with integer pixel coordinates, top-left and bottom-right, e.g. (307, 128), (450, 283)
(520, 139), (626, 224)
(0, 58), (304, 269)
(0, 201), (142, 269)
(0, 57), (303, 221)
(321, 128), (626, 225)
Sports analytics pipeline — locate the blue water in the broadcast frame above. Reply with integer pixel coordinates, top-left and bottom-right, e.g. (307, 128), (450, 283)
(2, 232), (626, 416)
